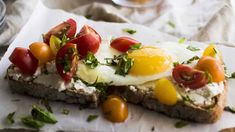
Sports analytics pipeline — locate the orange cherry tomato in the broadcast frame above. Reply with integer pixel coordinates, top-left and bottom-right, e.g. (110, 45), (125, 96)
(196, 56), (225, 82)
(102, 95), (128, 123)
(29, 42), (54, 63)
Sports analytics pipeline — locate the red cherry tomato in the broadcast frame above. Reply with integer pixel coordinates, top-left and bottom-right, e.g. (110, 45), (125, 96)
(43, 18), (77, 44)
(9, 47), (38, 75)
(172, 64), (208, 89)
(56, 43), (78, 82)
(110, 37), (139, 52)
(69, 25), (101, 58)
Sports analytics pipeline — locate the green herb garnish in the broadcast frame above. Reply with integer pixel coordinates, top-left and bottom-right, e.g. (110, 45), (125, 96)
(129, 43), (141, 50)
(62, 108), (70, 115)
(87, 115), (98, 122)
(83, 52), (99, 69)
(85, 14), (92, 19)
(175, 120), (188, 128)
(173, 62), (179, 67)
(39, 98), (53, 113)
(123, 28), (137, 35)
(31, 105), (57, 124)
(182, 56), (199, 64)
(21, 116), (44, 129)
(224, 106), (235, 113)
(229, 72), (235, 79)
(205, 71), (212, 83)
(178, 37), (186, 44)
(6, 112), (15, 125)
(61, 34), (69, 46)
(186, 45), (200, 51)
(167, 21), (176, 28)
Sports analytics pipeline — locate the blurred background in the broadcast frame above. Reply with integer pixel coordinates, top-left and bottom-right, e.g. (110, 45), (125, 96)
(1, 0), (235, 57)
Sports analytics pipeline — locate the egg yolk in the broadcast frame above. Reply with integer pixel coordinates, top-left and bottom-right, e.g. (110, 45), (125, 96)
(128, 47), (172, 76)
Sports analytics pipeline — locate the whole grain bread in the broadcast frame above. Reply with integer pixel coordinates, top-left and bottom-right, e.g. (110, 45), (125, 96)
(6, 65), (227, 123)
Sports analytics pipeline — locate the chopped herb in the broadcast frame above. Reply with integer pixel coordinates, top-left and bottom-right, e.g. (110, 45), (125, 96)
(83, 52), (99, 69)
(229, 72), (235, 79)
(182, 56), (199, 64)
(178, 37), (186, 44)
(61, 34), (69, 46)
(6, 112), (15, 125)
(21, 116), (44, 129)
(122, 28), (137, 35)
(87, 115), (98, 122)
(62, 108), (69, 115)
(186, 45), (200, 51)
(11, 99), (20, 102)
(213, 48), (217, 54)
(105, 54), (134, 76)
(173, 62), (179, 67)
(205, 71), (212, 83)
(181, 95), (192, 102)
(85, 14), (92, 19)
(175, 120), (188, 128)
(129, 43), (141, 50)
(224, 106), (235, 113)
(31, 105), (57, 124)
(167, 21), (176, 28)
(39, 98), (53, 113)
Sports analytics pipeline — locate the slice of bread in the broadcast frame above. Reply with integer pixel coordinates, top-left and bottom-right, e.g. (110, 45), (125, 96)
(5, 64), (227, 123)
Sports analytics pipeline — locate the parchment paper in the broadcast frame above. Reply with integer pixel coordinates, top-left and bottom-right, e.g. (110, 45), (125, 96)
(1, 1), (235, 132)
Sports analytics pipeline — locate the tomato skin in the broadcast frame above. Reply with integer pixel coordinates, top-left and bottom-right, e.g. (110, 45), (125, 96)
(172, 64), (208, 89)
(29, 42), (54, 63)
(69, 25), (101, 58)
(43, 18), (77, 44)
(110, 37), (139, 52)
(102, 95), (128, 123)
(196, 56), (225, 82)
(56, 43), (78, 82)
(9, 47), (38, 75)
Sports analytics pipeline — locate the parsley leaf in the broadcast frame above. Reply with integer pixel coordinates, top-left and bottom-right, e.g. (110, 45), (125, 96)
(229, 72), (235, 79)
(85, 14), (92, 19)
(6, 112), (15, 125)
(61, 34), (69, 46)
(83, 52), (99, 69)
(62, 108), (70, 115)
(31, 105), (57, 124)
(123, 28), (137, 35)
(21, 116), (44, 129)
(173, 62), (179, 67)
(186, 45), (200, 51)
(178, 37), (186, 44)
(129, 43), (141, 50)
(182, 56), (199, 64)
(175, 120), (188, 128)
(87, 115), (98, 122)
(205, 71), (212, 83)
(167, 21), (176, 28)
(224, 106), (235, 113)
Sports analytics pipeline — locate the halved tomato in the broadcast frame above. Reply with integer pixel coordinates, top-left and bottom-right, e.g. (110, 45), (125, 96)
(43, 18), (77, 44)
(172, 64), (208, 89)
(56, 43), (78, 82)
(9, 47), (38, 75)
(110, 37), (139, 52)
(69, 25), (101, 58)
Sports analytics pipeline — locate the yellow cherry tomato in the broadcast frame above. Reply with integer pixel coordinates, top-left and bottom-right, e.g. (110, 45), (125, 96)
(49, 35), (62, 55)
(196, 56), (225, 82)
(154, 78), (178, 105)
(203, 44), (223, 63)
(29, 42), (54, 63)
(102, 95), (128, 123)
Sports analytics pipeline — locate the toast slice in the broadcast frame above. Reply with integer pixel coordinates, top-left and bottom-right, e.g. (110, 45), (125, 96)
(6, 64), (227, 123)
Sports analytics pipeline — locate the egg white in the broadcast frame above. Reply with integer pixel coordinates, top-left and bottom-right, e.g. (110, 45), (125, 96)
(76, 40), (203, 86)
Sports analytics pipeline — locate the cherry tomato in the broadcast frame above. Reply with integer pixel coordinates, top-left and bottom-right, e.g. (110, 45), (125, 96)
(110, 37), (139, 52)
(9, 47), (38, 75)
(196, 56), (225, 82)
(43, 18), (77, 44)
(102, 95), (128, 123)
(172, 64), (208, 89)
(56, 43), (78, 82)
(29, 42), (54, 64)
(49, 35), (62, 55)
(69, 25), (101, 58)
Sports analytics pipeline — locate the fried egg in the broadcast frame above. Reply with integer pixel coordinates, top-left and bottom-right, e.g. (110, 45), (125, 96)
(76, 40), (202, 86)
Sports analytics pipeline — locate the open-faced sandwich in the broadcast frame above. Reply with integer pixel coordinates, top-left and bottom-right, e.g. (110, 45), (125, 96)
(5, 18), (227, 123)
